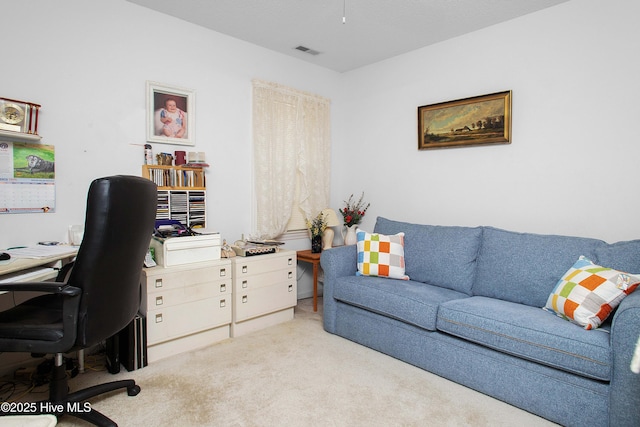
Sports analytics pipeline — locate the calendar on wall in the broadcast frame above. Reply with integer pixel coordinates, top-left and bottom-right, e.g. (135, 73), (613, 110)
(0, 141), (55, 213)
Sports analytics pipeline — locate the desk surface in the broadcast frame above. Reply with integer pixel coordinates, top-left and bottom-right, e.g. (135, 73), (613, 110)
(0, 250), (78, 277)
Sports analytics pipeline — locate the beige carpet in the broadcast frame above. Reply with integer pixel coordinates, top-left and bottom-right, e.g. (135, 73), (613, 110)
(43, 299), (555, 426)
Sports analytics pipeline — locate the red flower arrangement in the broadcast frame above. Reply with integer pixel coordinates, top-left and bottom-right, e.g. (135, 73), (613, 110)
(339, 192), (370, 227)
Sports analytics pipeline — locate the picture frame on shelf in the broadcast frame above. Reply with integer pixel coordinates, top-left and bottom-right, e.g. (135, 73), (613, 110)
(146, 81), (195, 146)
(418, 90), (511, 150)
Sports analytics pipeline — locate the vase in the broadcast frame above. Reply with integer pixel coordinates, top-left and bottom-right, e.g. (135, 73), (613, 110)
(311, 234), (322, 253)
(342, 225), (358, 246)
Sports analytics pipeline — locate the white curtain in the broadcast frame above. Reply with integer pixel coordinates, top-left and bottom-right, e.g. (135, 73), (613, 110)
(252, 79), (331, 239)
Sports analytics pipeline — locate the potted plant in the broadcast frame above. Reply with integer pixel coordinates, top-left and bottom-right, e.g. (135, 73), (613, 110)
(339, 193), (370, 245)
(306, 212), (328, 253)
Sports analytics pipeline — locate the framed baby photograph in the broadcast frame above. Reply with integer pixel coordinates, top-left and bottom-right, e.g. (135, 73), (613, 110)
(146, 81), (195, 146)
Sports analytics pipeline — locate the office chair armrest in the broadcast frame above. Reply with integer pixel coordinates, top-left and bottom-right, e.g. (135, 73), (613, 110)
(0, 281), (81, 297)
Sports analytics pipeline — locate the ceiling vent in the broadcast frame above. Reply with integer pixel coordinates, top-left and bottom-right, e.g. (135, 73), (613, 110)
(294, 45), (321, 56)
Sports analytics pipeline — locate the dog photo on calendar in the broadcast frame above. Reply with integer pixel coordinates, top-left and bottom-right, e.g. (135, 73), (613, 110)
(12, 142), (55, 179)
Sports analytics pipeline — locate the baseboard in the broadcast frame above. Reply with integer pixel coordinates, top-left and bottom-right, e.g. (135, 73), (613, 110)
(230, 308), (294, 337)
(147, 325), (230, 363)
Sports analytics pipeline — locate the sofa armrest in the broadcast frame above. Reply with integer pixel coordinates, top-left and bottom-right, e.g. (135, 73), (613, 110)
(320, 245), (357, 280)
(320, 245), (357, 333)
(609, 290), (640, 426)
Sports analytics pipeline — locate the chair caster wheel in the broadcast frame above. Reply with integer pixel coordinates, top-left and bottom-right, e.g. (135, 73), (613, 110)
(127, 385), (141, 396)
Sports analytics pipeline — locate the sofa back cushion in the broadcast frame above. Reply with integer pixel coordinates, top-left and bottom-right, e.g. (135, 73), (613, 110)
(593, 238), (640, 274)
(472, 227), (605, 307)
(374, 217), (482, 295)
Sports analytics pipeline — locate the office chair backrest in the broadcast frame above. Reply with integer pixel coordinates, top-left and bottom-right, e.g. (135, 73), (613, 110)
(68, 175), (157, 348)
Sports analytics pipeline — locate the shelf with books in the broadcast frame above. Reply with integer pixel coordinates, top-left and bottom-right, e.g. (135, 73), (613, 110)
(141, 165), (205, 190)
(142, 165), (207, 228)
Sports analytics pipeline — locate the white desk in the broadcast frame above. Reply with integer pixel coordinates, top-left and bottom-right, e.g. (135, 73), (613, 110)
(0, 255), (72, 284)
(0, 248), (79, 374)
(0, 246), (78, 281)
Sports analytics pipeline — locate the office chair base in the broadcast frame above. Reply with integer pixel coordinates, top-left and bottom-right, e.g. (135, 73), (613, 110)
(46, 363), (140, 427)
(59, 380), (140, 427)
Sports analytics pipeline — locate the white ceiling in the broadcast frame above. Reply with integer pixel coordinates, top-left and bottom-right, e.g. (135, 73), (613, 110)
(127, 0), (569, 73)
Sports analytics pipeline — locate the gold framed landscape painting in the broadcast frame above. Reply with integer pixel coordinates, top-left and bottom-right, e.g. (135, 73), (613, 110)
(418, 91), (512, 150)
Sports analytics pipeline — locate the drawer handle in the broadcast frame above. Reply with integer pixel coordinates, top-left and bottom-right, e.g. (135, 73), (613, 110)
(242, 295), (248, 303)
(288, 258), (293, 265)
(220, 299), (226, 308)
(288, 284), (294, 292)
(242, 265), (248, 273)
(220, 284), (226, 292)
(155, 313), (163, 323)
(288, 271), (293, 279)
(155, 279), (163, 288)
(220, 268), (226, 277)
(155, 296), (163, 306)
(242, 280), (248, 289)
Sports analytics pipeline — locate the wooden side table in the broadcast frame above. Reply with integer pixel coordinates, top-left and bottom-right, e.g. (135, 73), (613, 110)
(296, 249), (321, 311)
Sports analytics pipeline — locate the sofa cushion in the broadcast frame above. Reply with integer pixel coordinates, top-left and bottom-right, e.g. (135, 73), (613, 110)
(594, 238), (640, 273)
(356, 229), (409, 280)
(374, 217), (482, 295)
(437, 296), (611, 381)
(544, 256), (640, 330)
(472, 227), (605, 307)
(333, 275), (468, 331)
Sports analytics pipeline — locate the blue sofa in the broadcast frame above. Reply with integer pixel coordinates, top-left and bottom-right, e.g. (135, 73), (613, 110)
(320, 217), (640, 426)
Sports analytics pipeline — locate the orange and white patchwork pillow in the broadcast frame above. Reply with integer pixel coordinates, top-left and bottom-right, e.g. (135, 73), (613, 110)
(544, 256), (640, 329)
(356, 229), (409, 280)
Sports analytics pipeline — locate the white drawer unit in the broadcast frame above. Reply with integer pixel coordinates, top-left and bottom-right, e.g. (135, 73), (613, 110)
(231, 250), (297, 337)
(142, 259), (232, 362)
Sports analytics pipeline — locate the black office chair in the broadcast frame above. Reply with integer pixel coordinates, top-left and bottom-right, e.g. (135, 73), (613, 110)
(0, 175), (157, 426)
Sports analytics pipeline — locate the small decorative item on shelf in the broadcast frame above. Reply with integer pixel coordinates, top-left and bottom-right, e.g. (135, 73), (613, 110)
(174, 150), (186, 165)
(156, 152), (174, 165)
(186, 151), (210, 167)
(339, 192), (370, 245)
(144, 144), (153, 165)
(306, 212), (328, 253)
(0, 97), (42, 142)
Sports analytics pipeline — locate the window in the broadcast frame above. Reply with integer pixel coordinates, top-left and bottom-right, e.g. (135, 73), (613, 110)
(252, 80), (331, 239)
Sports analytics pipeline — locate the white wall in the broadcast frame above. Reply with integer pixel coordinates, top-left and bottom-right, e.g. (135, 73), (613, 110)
(0, 0), (340, 251)
(2, 0), (638, 280)
(333, 0), (640, 243)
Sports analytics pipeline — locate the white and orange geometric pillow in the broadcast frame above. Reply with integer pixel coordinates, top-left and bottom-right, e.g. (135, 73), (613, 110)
(544, 256), (640, 330)
(356, 229), (409, 281)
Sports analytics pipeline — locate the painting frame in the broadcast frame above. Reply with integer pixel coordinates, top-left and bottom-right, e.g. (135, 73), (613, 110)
(146, 81), (195, 146)
(418, 91), (511, 150)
